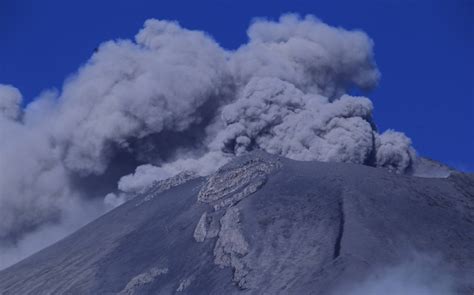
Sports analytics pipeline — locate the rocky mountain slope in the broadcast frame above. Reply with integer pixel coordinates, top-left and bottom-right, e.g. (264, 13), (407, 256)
(0, 151), (473, 294)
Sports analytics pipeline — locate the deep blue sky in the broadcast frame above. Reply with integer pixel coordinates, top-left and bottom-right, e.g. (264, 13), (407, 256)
(1, 0), (473, 170)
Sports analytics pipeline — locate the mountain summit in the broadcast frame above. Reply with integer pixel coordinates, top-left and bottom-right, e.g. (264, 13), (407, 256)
(0, 151), (473, 294)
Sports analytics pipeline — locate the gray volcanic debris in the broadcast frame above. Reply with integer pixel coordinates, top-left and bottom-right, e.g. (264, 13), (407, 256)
(193, 212), (220, 243)
(193, 212), (210, 243)
(194, 153), (282, 287)
(213, 207), (250, 289)
(198, 153), (281, 209)
(1, 152), (472, 294)
(119, 267), (169, 295)
(176, 276), (193, 292)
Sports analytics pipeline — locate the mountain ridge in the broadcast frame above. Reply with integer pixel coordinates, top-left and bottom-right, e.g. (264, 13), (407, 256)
(0, 151), (473, 294)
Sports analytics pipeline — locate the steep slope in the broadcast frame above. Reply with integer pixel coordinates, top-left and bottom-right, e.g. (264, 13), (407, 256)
(0, 152), (473, 294)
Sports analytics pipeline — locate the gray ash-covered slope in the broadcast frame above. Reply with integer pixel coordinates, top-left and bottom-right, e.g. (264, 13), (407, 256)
(0, 151), (473, 294)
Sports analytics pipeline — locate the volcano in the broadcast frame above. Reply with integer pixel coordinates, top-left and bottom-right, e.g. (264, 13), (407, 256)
(0, 151), (473, 294)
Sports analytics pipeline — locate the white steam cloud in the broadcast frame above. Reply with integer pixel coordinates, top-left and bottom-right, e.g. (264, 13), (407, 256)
(337, 253), (460, 295)
(0, 14), (417, 268)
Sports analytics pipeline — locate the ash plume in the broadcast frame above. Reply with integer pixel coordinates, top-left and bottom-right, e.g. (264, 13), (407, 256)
(0, 14), (417, 268)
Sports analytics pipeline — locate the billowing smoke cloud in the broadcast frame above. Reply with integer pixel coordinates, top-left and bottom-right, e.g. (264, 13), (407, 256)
(230, 15), (380, 97)
(211, 77), (377, 163)
(0, 14), (417, 268)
